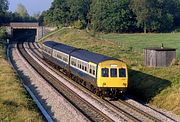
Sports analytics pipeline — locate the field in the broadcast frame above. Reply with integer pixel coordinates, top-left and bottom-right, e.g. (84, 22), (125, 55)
(43, 28), (180, 115)
(0, 44), (43, 121)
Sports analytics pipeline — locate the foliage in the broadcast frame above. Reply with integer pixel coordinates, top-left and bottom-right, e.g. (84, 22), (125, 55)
(15, 4), (29, 17)
(0, 0), (9, 24)
(90, 0), (136, 33)
(0, 27), (7, 39)
(129, 0), (180, 32)
(42, 0), (180, 33)
(44, 0), (90, 28)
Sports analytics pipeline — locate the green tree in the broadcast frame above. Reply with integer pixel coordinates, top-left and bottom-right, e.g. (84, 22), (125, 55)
(15, 4), (29, 17)
(0, 0), (9, 24)
(44, 0), (70, 26)
(90, 0), (136, 33)
(129, 0), (177, 32)
(67, 0), (90, 27)
(129, 0), (150, 33)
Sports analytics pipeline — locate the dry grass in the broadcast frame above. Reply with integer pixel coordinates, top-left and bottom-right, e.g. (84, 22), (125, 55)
(43, 28), (180, 115)
(0, 45), (43, 121)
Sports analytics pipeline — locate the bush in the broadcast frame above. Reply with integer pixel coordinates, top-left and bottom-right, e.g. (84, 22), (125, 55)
(0, 27), (7, 39)
(73, 20), (86, 29)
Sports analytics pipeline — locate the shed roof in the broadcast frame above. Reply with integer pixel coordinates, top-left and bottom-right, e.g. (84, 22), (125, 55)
(144, 47), (176, 51)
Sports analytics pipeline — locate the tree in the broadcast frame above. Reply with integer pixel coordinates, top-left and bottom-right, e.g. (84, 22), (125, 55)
(44, 0), (70, 26)
(15, 4), (29, 17)
(129, 0), (177, 32)
(0, 0), (9, 24)
(90, 0), (136, 33)
(67, 0), (90, 27)
(129, 0), (150, 33)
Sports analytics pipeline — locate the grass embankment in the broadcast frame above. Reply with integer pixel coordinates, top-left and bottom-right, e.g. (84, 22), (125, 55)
(0, 43), (43, 121)
(42, 28), (180, 115)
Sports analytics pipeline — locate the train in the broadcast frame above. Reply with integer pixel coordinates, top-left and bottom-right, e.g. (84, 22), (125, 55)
(42, 41), (128, 97)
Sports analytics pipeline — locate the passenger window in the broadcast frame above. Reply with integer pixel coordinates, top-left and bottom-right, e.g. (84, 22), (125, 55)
(119, 68), (126, 77)
(89, 69), (92, 74)
(110, 68), (117, 77)
(93, 70), (95, 75)
(102, 68), (109, 77)
(85, 67), (87, 71)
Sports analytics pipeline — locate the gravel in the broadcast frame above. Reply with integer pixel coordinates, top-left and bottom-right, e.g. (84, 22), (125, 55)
(9, 43), (89, 122)
(125, 97), (180, 122)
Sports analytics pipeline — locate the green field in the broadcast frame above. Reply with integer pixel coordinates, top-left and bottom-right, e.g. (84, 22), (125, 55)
(0, 44), (43, 121)
(100, 33), (180, 60)
(42, 28), (180, 115)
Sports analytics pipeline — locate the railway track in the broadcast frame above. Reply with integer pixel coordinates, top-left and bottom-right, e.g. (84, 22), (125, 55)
(17, 42), (113, 122)
(106, 99), (161, 122)
(27, 42), (165, 122)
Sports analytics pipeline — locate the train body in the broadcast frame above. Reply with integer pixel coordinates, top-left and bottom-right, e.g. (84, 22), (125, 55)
(42, 41), (128, 96)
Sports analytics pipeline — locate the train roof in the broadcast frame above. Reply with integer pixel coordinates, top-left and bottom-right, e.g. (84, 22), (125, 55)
(43, 41), (118, 64)
(71, 50), (116, 64)
(43, 41), (59, 48)
(43, 41), (76, 54)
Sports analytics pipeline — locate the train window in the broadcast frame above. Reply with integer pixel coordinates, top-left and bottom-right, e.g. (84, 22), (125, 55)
(57, 54), (62, 59)
(110, 68), (117, 77)
(85, 66), (87, 71)
(102, 68), (109, 77)
(71, 60), (76, 66)
(93, 70), (95, 75)
(63, 57), (68, 62)
(82, 64), (84, 70)
(80, 63), (82, 69)
(89, 69), (92, 74)
(119, 68), (126, 77)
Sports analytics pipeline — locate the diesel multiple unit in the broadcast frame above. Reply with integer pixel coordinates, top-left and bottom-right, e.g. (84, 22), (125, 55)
(42, 41), (128, 96)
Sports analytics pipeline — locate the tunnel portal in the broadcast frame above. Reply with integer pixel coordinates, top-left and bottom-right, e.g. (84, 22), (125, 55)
(10, 22), (40, 42)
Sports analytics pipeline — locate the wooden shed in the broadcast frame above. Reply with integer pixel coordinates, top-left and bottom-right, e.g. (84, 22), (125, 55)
(144, 47), (176, 67)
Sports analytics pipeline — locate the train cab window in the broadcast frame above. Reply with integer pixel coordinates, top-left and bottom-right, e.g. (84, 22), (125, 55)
(110, 68), (117, 77)
(119, 68), (126, 77)
(102, 68), (109, 77)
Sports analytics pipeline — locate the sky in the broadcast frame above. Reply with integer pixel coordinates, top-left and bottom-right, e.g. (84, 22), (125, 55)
(8, 0), (53, 15)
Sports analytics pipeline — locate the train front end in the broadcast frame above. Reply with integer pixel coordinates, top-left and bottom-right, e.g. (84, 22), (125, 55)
(97, 60), (128, 95)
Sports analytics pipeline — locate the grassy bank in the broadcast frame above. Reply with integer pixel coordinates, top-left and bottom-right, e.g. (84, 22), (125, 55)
(0, 44), (43, 121)
(42, 28), (180, 115)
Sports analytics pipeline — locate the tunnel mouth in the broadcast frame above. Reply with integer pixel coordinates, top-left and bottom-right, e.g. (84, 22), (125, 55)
(12, 29), (37, 42)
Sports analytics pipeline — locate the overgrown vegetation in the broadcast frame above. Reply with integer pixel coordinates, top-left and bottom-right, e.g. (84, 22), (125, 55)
(42, 28), (180, 115)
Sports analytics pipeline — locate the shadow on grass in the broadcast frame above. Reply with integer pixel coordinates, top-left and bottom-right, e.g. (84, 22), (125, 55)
(127, 69), (171, 103)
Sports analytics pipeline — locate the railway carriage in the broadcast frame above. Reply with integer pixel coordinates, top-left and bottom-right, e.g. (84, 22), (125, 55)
(42, 41), (128, 96)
